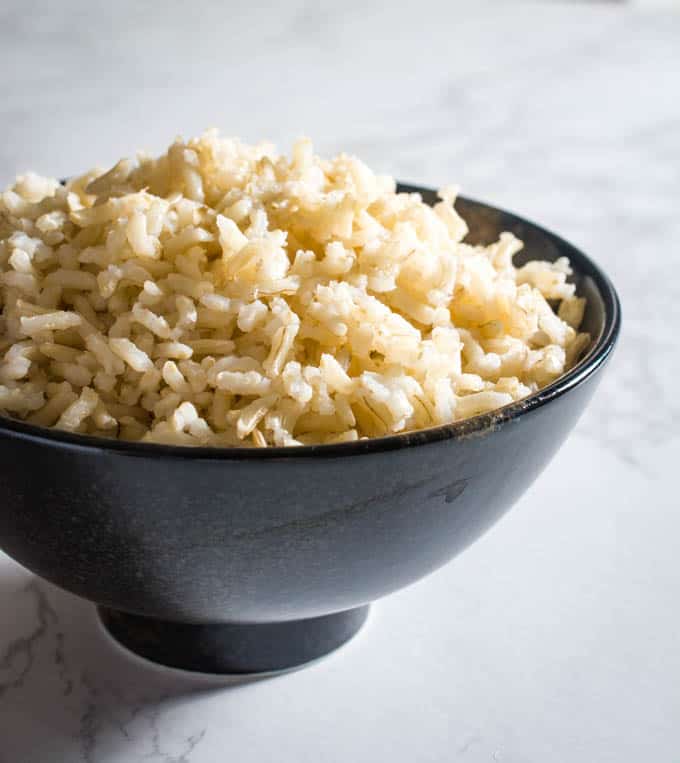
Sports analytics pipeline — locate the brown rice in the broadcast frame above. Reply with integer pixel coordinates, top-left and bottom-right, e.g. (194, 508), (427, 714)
(0, 131), (589, 446)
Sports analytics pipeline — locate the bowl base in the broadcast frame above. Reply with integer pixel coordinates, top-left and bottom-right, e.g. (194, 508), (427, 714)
(98, 605), (370, 674)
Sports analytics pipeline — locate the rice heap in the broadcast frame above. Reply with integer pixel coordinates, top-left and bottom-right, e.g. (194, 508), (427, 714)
(0, 131), (590, 446)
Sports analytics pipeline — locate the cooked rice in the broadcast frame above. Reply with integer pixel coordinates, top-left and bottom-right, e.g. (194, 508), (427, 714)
(0, 131), (590, 446)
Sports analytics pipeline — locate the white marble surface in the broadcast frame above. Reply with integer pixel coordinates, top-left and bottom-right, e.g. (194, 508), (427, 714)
(1, 1), (679, 761)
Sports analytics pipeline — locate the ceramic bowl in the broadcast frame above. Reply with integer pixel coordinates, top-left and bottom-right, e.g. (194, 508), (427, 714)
(0, 186), (621, 673)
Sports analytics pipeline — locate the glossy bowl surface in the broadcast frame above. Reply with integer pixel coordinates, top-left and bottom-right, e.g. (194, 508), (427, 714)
(0, 187), (621, 672)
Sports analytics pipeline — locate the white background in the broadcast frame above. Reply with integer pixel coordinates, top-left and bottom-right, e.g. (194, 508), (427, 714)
(0, 1), (678, 761)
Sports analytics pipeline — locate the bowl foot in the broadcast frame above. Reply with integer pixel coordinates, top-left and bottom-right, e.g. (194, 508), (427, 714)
(98, 605), (370, 674)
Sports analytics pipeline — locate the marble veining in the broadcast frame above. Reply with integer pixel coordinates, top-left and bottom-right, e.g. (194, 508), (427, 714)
(1, 1), (679, 761)
(1, 576), (210, 761)
(0, 581), (58, 700)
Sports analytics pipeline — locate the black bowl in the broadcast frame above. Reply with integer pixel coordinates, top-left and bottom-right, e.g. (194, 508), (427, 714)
(0, 187), (621, 673)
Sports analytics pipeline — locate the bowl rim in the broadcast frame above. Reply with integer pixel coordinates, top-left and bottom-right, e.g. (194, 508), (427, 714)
(0, 188), (621, 460)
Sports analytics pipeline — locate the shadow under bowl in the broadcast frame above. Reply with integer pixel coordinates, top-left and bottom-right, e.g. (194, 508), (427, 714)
(0, 187), (621, 674)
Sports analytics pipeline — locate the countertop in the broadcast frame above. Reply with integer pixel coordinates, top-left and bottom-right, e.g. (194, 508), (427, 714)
(1, 1), (678, 761)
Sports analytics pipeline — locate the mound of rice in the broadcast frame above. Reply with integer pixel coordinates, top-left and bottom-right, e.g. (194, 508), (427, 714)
(0, 131), (589, 446)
